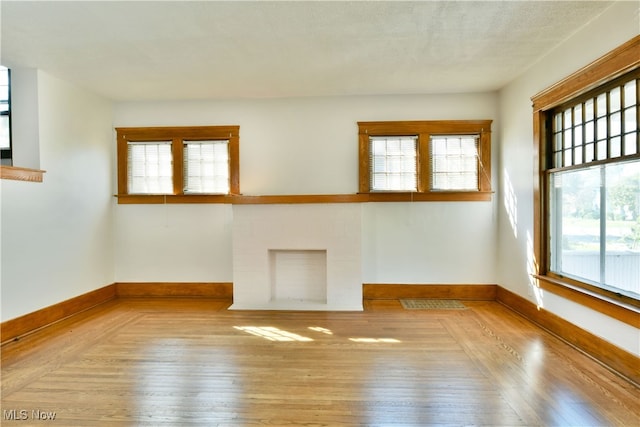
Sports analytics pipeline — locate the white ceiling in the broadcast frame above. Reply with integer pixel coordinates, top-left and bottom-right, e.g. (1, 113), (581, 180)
(0, 1), (616, 101)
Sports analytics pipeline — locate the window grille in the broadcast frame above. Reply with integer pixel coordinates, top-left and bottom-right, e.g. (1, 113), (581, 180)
(551, 78), (638, 169)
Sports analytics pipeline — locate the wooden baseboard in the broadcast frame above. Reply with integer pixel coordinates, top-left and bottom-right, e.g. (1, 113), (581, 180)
(115, 282), (233, 298)
(1, 284), (117, 345)
(496, 286), (640, 386)
(363, 283), (497, 300)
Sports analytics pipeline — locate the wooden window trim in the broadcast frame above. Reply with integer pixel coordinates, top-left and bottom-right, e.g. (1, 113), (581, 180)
(358, 120), (492, 200)
(531, 35), (640, 311)
(116, 126), (240, 203)
(0, 165), (45, 182)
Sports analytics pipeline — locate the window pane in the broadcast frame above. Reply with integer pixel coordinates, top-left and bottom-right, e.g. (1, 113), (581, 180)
(585, 121), (594, 143)
(610, 111), (621, 136)
(184, 140), (230, 194)
(624, 132), (637, 155)
(550, 167), (602, 284)
(574, 104), (583, 125)
(430, 135), (479, 191)
(369, 136), (417, 191)
(623, 80), (636, 108)
(564, 109), (572, 129)
(563, 129), (571, 149)
(609, 86), (621, 112)
(605, 160), (640, 296)
(624, 106), (636, 133)
(550, 160), (640, 298)
(584, 143), (594, 162)
(596, 93), (607, 117)
(585, 99), (594, 121)
(0, 115), (9, 149)
(127, 142), (173, 194)
(596, 117), (607, 140)
(554, 113), (562, 132)
(610, 136), (621, 158)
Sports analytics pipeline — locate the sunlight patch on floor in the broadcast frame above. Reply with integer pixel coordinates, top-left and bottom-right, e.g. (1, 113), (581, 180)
(234, 326), (313, 342)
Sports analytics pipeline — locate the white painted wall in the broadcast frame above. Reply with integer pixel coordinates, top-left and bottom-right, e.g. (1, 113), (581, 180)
(362, 202), (496, 284)
(114, 204), (233, 282)
(1, 71), (113, 321)
(497, 1), (640, 355)
(113, 93), (499, 285)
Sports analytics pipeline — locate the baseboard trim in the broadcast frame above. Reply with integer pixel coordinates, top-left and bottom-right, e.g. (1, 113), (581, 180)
(115, 282), (233, 298)
(363, 283), (497, 300)
(496, 286), (640, 386)
(1, 284), (117, 345)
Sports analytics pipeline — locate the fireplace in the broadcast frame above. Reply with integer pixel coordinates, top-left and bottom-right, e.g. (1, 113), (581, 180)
(231, 204), (362, 310)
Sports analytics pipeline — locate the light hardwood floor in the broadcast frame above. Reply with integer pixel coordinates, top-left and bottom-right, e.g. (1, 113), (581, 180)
(1, 298), (638, 426)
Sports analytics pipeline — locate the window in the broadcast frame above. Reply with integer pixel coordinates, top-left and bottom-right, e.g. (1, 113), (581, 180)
(183, 140), (230, 194)
(0, 66), (11, 165)
(369, 136), (417, 191)
(127, 141), (173, 194)
(547, 75), (639, 299)
(116, 126), (239, 203)
(431, 135), (481, 191)
(358, 120), (492, 201)
(532, 36), (640, 310)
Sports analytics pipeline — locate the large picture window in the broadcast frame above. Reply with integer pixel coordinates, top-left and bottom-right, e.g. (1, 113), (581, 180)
(548, 75), (639, 299)
(532, 36), (640, 310)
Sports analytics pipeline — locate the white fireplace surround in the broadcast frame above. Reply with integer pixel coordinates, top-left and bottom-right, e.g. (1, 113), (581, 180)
(231, 204), (362, 310)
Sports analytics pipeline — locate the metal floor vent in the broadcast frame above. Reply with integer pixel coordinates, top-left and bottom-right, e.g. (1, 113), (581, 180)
(400, 299), (467, 310)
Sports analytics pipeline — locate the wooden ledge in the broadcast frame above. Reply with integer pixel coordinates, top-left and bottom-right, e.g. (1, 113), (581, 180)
(535, 274), (640, 328)
(0, 165), (46, 182)
(115, 191), (493, 205)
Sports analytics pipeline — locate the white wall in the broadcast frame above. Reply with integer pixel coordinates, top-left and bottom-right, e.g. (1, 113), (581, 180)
(497, 1), (640, 355)
(113, 93), (499, 285)
(1, 71), (113, 321)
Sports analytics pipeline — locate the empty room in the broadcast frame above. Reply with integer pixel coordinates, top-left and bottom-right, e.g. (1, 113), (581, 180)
(1, 1), (638, 425)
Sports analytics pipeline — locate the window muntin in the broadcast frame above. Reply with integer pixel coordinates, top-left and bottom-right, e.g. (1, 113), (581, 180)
(430, 135), (479, 191)
(546, 74), (639, 300)
(0, 66), (11, 164)
(183, 140), (230, 194)
(127, 141), (173, 195)
(369, 136), (417, 192)
(358, 120), (492, 199)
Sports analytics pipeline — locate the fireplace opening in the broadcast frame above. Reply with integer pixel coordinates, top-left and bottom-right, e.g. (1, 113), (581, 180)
(269, 250), (327, 304)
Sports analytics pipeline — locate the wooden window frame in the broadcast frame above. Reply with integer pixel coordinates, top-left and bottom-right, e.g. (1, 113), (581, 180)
(531, 35), (640, 321)
(116, 126), (239, 204)
(358, 120), (492, 201)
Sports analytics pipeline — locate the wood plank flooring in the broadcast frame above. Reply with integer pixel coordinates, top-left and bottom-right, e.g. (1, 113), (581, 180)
(1, 298), (638, 426)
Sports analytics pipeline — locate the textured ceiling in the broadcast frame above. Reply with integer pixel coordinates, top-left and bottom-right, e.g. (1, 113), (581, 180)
(0, 1), (616, 101)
